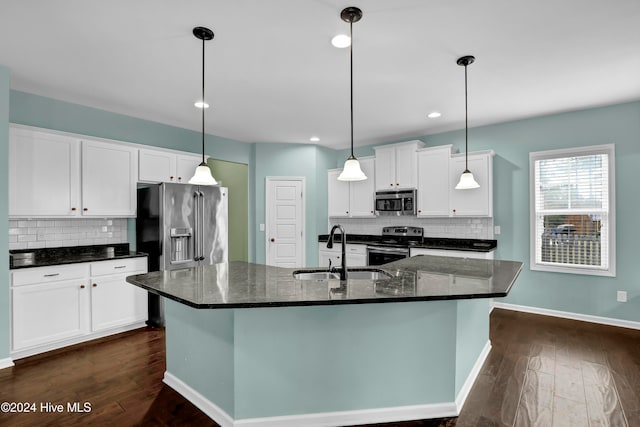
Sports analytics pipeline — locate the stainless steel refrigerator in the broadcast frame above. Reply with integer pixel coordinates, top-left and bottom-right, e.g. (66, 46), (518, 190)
(136, 182), (228, 326)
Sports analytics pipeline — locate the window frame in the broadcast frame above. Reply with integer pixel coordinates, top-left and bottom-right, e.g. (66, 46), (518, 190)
(529, 144), (616, 277)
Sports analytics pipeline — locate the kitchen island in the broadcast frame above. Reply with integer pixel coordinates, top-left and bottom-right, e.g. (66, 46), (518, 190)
(126, 255), (522, 427)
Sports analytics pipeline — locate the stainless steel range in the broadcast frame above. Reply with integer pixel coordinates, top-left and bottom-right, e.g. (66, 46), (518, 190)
(367, 226), (423, 266)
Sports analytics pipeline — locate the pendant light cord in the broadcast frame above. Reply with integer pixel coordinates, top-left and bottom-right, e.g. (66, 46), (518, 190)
(464, 62), (469, 171)
(349, 17), (355, 159)
(201, 36), (206, 165)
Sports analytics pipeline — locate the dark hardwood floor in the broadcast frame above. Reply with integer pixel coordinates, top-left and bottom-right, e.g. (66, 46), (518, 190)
(0, 308), (638, 426)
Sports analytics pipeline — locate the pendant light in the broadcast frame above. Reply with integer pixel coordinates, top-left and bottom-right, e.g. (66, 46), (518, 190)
(337, 7), (367, 182)
(455, 55), (480, 190)
(189, 26), (218, 186)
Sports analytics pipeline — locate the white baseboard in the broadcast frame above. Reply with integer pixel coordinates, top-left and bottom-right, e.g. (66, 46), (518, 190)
(0, 357), (15, 370)
(492, 302), (640, 331)
(455, 340), (491, 412)
(163, 340), (494, 427)
(163, 371), (234, 427)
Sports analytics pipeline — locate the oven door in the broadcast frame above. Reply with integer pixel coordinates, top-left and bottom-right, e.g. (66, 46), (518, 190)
(367, 246), (409, 266)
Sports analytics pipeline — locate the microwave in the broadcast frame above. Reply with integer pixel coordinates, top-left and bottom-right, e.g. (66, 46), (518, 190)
(374, 189), (417, 216)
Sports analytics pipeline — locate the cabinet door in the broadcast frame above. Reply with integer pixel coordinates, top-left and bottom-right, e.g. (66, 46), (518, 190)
(9, 127), (81, 217)
(81, 140), (137, 217)
(417, 147), (451, 217)
(139, 149), (177, 183)
(374, 146), (396, 190)
(327, 169), (350, 217)
(176, 154), (203, 184)
(449, 153), (492, 217)
(349, 158), (375, 217)
(90, 272), (148, 332)
(395, 143), (418, 189)
(12, 280), (89, 351)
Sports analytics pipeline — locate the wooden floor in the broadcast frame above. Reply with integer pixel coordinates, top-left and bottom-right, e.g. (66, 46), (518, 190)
(0, 308), (638, 426)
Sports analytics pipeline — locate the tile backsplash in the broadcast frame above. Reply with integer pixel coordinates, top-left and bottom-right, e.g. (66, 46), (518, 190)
(329, 216), (494, 240)
(9, 218), (128, 250)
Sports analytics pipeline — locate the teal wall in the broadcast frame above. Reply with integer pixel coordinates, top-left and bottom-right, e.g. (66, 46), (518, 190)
(252, 143), (337, 266)
(0, 67), (10, 360)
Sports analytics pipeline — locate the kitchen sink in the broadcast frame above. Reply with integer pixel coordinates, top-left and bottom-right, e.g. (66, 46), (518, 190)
(293, 271), (340, 280)
(292, 269), (392, 281)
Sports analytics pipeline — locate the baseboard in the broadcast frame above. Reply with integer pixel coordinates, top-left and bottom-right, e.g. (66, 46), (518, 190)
(11, 321), (148, 360)
(455, 340), (491, 412)
(0, 357), (15, 370)
(163, 371), (234, 427)
(492, 302), (640, 331)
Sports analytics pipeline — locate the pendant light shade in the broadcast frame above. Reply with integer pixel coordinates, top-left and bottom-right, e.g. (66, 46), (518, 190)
(189, 26), (218, 186)
(337, 7), (367, 182)
(455, 55), (479, 190)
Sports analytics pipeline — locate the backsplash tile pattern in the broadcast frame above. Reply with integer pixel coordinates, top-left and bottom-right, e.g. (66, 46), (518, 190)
(9, 219), (128, 250)
(329, 216), (494, 239)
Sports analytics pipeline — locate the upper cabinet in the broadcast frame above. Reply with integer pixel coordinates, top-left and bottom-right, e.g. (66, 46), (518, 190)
(139, 148), (203, 184)
(9, 126), (138, 218)
(417, 145), (454, 217)
(373, 140), (424, 191)
(81, 139), (137, 217)
(327, 157), (375, 218)
(449, 151), (493, 217)
(9, 127), (81, 217)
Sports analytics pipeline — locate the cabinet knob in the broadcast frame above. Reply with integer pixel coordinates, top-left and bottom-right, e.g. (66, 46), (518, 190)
(270, 238), (275, 242)
(178, 177), (182, 181)
(396, 183), (400, 186)
(170, 176), (174, 180)
(83, 208), (88, 211)
(92, 283), (97, 287)
(390, 183), (393, 187)
(80, 285), (85, 289)
(346, 211), (349, 214)
(418, 209), (422, 213)
(71, 207), (77, 211)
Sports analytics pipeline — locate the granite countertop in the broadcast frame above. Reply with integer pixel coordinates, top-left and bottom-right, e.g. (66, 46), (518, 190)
(317, 234), (497, 252)
(125, 255), (522, 309)
(9, 243), (147, 269)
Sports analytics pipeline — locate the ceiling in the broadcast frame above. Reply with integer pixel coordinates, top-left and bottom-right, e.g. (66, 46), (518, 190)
(1, 0), (639, 150)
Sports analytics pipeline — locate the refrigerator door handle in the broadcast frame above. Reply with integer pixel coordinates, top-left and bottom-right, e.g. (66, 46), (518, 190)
(199, 191), (205, 261)
(193, 191), (200, 261)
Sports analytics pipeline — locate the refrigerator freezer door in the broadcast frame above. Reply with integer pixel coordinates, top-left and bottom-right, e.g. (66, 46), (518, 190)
(200, 186), (228, 264)
(161, 183), (199, 270)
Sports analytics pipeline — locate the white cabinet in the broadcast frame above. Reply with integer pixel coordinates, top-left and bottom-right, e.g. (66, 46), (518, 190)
(10, 257), (148, 358)
(9, 127), (81, 217)
(449, 151), (493, 217)
(89, 258), (148, 332)
(417, 145), (453, 217)
(318, 243), (367, 268)
(12, 264), (90, 351)
(374, 140), (424, 191)
(139, 148), (203, 184)
(81, 139), (138, 217)
(9, 126), (138, 218)
(327, 157), (375, 218)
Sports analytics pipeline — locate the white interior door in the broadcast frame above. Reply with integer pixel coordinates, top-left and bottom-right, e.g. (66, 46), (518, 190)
(266, 178), (305, 267)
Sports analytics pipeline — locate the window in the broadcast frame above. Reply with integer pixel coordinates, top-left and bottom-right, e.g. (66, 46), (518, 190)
(530, 144), (615, 276)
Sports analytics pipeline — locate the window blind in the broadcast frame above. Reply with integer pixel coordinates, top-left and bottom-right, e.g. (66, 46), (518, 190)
(533, 150), (611, 271)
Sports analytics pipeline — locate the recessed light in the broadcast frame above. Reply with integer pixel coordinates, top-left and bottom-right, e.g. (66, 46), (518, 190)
(427, 111), (441, 118)
(194, 101), (210, 109)
(331, 34), (350, 48)
(310, 136), (320, 142)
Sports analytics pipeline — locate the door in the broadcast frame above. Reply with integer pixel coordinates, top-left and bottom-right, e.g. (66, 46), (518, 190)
(200, 185), (229, 265)
(266, 178), (305, 267)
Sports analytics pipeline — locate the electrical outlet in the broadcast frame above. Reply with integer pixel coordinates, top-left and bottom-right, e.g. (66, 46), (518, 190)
(259, 223), (265, 232)
(494, 225), (501, 235)
(617, 290), (627, 302)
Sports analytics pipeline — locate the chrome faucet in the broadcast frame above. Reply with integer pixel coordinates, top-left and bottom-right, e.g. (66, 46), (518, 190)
(326, 224), (347, 280)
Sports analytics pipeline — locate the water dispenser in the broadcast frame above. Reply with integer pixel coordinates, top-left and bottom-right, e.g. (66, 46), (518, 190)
(170, 228), (193, 263)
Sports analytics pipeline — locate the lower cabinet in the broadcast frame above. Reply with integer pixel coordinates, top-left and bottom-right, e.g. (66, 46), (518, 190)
(10, 257), (148, 358)
(318, 243), (367, 268)
(410, 247), (494, 260)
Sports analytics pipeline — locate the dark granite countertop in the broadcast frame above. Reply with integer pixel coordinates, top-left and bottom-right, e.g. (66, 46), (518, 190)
(125, 256), (522, 309)
(9, 243), (147, 269)
(318, 234), (497, 252)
